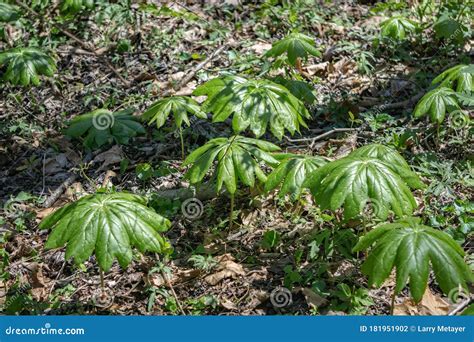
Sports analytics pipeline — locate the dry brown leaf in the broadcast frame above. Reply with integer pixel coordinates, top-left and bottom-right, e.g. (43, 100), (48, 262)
(148, 269), (201, 287)
(249, 42), (272, 55)
(93, 145), (123, 171)
(204, 254), (245, 285)
(394, 288), (450, 315)
(297, 287), (328, 308)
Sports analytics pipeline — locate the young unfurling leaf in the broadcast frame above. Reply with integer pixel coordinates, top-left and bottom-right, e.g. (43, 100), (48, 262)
(380, 16), (417, 40)
(353, 217), (473, 302)
(40, 192), (172, 272)
(142, 96), (207, 129)
(265, 32), (321, 66)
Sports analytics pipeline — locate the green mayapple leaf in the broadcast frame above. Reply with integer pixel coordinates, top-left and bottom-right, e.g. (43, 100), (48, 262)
(193, 75), (310, 139)
(348, 144), (424, 189)
(413, 87), (459, 124)
(272, 76), (316, 104)
(265, 153), (328, 201)
(142, 96), (207, 129)
(65, 108), (145, 149)
(265, 32), (321, 66)
(304, 156), (422, 220)
(353, 217), (473, 303)
(61, 0), (94, 14)
(0, 2), (20, 22)
(183, 135), (281, 195)
(432, 64), (473, 93)
(40, 192), (172, 272)
(433, 14), (467, 44)
(380, 16), (417, 40)
(0, 47), (56, 86)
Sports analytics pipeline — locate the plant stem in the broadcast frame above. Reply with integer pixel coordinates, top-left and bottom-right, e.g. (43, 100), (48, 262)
(99, 269), (105, 295)
(179, 126), (185, 160)
(229, 193), (235, 230)
(390, 290), (396, 315)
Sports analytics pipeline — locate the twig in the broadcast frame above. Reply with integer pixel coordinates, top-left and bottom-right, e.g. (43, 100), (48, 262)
(448, 297), (472, 316)
(162, 44), (228, 97)
(42, 174), (77, 208)
(161, 269), (186, 315)
(284, 128), (356, 143)
(15, 0), (130, 86)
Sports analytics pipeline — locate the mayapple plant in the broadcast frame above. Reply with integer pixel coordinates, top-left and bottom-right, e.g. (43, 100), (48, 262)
(353, 217), (473, 309)
(142, 96), (207, 159)
(183, 135), (280, 228)
(304, 144), (425, 221)
(193, 75), (310, 140)
(265, 32), (321, 73)
(65, 108), (145, 149)
(40, 192), (172, 291)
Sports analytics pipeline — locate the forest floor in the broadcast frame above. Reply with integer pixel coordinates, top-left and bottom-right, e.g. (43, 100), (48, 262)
(0, 0), (472, 315)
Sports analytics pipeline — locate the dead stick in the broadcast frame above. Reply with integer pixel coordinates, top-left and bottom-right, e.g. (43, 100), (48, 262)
(162, 44), (228, 97)
(15, 0), (130, 86)
(284, 128), (356, 143)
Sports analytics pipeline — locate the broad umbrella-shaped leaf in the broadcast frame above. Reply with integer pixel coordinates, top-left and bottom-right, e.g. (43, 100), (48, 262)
(265, 32), (321, 66)
(142, 96), (207, 129)
(193, 75), (310, 139)
(0, 2), (20, 22)
(353, 217), (473, 302)
(0, 47), (56, 86)
(349, 144), (424, 189)
(65, 107), (145, 149)
(183, 135), (281, 195)
(432, 64), (473, 93)
(413, 87), (459, 124)
(304, 157), (422, 220)
(40, 192), (172, 272)
(380, 16), (417, 40)
(265, 153), (327, 201)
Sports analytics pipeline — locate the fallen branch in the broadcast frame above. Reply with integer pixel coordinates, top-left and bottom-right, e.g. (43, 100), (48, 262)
(284, 128), (356, 143)
(42, 174), (77, 208)
(162, 44), (228, 97)
(15, 1), (130, 86)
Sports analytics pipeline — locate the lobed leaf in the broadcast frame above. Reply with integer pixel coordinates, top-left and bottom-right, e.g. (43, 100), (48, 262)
(353, 217), (473, 302)
(40, 192), (172, 272)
